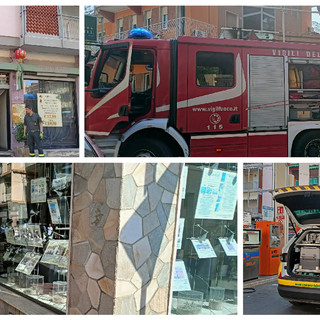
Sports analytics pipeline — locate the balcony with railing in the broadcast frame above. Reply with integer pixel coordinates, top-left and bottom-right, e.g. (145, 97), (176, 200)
(101, 17), (218, 42)
(21, 6), (79, 52)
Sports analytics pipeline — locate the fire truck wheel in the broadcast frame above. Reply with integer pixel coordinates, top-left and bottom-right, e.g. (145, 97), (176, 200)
(292, 131), (320, 157)
(121, 137), (175, 157)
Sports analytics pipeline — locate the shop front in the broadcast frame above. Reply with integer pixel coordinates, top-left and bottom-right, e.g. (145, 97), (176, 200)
(0, 62), (79, 157)
(170, 163), (238, 315)
(0, 162), (237, 315)
(0, 163), (71, 313)
(0, 5), (79, 157)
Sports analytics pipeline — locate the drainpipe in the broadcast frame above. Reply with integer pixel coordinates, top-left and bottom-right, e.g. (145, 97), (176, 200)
(21, 6), (26, 46)
(58, 6), (64, 48)
(282, 6), (286, 42)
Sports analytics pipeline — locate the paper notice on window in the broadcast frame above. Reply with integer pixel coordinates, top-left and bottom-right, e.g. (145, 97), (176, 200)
(195, 168), (237, 220)
(191, 239), (217, 259)
(176, 218), (185, 250)
(181, 166), (189, 199)
(47, 199), (62, 224)
(172, 260), (191, 291)
(219, 238), (238, 256)
(31, 177), (47, 203)
(12, 103), (25, 125)
(37, 93), (62, 127)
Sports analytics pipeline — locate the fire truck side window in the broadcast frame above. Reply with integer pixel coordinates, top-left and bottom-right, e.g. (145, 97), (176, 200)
(196, 52), (234, 87)
(94, 49), (128, 91)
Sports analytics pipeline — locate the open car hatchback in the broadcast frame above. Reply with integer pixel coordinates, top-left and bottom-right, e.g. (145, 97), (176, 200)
(273, 186), (320, 305)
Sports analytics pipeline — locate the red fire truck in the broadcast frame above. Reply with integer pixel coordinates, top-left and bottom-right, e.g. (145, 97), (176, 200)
(85, 35), (320, 157)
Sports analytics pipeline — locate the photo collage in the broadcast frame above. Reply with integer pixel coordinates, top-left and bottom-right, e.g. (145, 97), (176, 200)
(0, 3), (319, 317)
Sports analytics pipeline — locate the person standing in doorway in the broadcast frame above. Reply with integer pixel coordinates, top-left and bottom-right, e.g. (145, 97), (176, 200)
(23, 104), (44, 157)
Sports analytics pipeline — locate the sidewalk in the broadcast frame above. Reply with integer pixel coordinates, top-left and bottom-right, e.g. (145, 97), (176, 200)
(243, 274), (278, 289)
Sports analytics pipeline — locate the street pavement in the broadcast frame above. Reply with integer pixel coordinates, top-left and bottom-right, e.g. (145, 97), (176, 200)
(244, 276), (320, 315)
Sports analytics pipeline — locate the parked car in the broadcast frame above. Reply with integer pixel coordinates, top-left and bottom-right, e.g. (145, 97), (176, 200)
(85, 133), (104, 157)
(273, 186), (320, 305)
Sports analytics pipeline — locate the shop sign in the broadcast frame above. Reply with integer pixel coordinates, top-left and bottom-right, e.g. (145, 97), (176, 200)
(12, 103), (25, 125)
(195, 168), (237, 220)
(85, 15), (97, 42)
(37, 93), (62, 127)
(277, 206), (284, 214)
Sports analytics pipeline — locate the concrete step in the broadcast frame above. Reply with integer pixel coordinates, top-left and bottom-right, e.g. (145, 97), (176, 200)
(0, 150), (13, 157)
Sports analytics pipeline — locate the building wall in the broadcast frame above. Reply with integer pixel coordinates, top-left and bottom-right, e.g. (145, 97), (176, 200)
(185, 6), (218, 25)
(69, 163), (182, 315)
(100, 5), (313, 40)
(0, 7), (21, 38)
(299, 163), (311, 185)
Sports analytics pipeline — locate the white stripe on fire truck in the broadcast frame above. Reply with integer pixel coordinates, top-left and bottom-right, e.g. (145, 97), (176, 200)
(107, 113), (119, 120)
(248, 132), (287, 136)
(86, 131), (110, 136)
(156, 100), (187, 113)
(191, 133), (247, 140)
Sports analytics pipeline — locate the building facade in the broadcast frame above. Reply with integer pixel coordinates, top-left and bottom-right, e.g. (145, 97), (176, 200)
(0, 162), (238, 315)
(243, 163), (275, 222)
(90, 6), (317, 44)
(0, 6), (79, 157)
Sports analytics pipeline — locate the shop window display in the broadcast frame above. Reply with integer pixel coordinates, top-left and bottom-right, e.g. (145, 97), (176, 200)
(171, 163), (238, 315)
(24, 79), (78, 149)
(0, 163), (71, 313)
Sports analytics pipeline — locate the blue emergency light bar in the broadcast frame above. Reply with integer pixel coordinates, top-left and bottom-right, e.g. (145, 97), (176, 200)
(128, 28), (154, 39)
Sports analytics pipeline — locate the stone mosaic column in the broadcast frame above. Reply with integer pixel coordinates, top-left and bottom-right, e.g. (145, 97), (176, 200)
(68, 163), (182, 315)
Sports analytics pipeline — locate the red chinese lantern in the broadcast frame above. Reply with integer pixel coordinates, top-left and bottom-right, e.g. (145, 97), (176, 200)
(14, 48), (26, 62)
